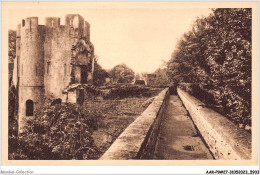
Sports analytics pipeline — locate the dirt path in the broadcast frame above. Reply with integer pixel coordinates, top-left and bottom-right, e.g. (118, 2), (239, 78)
(153, 95), (213, 160)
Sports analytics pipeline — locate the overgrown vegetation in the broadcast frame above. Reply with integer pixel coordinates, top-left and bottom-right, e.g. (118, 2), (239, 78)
(8, 30), (16, 86)
(8, 30), (16, 63)
(8, 85), (163, 160)
(85, 94), (162, 157)
(9, 101), (100, 160)
(8, 84), (18, 137)
(166, 8), (252, 129)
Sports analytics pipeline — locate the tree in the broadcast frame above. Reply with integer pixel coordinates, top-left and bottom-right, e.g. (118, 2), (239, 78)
(153, 68), (170, 86)
(8, 30), (16, 63)
(93, 55), (109, 86)
(166, 8), (252, 128)
(109, 64), (135, 84)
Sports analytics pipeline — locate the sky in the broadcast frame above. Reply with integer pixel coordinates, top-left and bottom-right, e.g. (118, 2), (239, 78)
(7, 2), (212, 73)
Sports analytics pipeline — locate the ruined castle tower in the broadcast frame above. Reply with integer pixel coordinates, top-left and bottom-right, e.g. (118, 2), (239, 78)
(13, 15), (94, 132)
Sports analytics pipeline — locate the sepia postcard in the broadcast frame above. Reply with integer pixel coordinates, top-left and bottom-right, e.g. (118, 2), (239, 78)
(1, 1), (258, 166)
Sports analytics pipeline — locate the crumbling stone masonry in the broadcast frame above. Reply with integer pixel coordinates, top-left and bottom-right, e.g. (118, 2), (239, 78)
(12, 14), (95, 132)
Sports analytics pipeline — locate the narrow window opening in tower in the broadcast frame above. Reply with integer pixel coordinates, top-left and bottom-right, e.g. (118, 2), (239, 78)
(22, 20), (25, 27)
(26, 100), (34, 116)
(35, 65), (38, 76)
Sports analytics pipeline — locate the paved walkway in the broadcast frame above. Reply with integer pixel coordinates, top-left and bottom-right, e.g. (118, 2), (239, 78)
(153, 95), (213, 160)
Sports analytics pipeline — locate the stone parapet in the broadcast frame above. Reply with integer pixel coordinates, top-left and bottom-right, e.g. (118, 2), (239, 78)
(100, 88), (169, 160)
(177, 88), (251, 160)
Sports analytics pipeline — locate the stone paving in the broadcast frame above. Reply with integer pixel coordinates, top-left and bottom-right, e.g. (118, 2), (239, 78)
(153, 95), (213, 160)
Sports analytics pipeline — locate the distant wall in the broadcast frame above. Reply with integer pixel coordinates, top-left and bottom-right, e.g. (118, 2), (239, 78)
(177, 88), (251, 160)
(100, 88), (169, 160)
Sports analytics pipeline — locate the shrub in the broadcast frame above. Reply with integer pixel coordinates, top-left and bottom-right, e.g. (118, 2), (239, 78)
(9, 102), (100, 160)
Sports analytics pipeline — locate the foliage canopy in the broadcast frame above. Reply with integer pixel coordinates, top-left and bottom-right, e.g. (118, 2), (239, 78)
(166, 8), (252, 128)
(109, 64), (135, 84)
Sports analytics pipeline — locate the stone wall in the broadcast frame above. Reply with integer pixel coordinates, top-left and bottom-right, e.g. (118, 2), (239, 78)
(99, 88), (169, 160)
(44, 24), (74, 98)
(20, 17), (45, 87)
(18, 86), (44, 132)
(177, 88), (251, 160)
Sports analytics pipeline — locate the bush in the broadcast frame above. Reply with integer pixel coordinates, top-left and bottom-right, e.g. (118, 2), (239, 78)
(9, 101), (100, 160)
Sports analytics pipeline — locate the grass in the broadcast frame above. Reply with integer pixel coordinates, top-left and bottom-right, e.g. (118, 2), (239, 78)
(83, 88), (163, 158)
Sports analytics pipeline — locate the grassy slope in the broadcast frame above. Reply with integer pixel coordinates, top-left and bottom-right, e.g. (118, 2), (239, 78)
(83, 88), (163, 158)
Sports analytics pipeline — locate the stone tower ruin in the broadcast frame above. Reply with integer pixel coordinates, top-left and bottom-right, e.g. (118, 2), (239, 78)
(13, 14), (95, 132)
